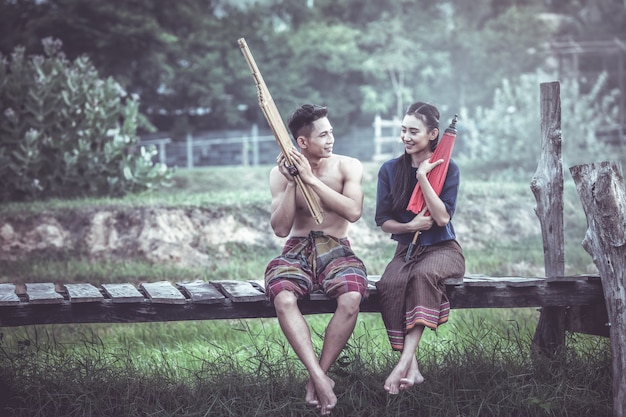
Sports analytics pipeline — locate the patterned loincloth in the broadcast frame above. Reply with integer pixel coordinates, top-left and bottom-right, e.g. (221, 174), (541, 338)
(264, 231), (368, 302)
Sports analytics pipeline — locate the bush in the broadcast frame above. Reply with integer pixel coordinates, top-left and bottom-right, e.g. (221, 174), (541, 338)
(0, 38), (173, 202)
(457, 71), (619, 180)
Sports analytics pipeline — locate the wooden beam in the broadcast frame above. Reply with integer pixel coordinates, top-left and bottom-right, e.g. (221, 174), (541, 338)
(531, 81), (567, 357)
(571, 160), (626, 417)
(0, 275), (604, 327)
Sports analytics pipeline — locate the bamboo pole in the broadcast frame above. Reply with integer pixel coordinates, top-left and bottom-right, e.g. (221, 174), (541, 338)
(238, 38), (324, 225)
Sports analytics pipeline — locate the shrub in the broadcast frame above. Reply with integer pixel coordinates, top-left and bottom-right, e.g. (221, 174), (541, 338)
(457, 71), (619, 180)
(0, 37), (173, 202)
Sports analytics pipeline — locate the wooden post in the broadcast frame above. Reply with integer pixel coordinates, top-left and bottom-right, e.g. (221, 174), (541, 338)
(531, 81), (566, 356)
(570, 161), (626, 417)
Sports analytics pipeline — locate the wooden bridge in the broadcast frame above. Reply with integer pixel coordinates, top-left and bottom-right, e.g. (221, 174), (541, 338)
(0, 274), (608, 337)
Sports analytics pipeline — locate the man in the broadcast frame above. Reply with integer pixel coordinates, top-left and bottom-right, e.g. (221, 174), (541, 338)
(264, 104), (369, 415)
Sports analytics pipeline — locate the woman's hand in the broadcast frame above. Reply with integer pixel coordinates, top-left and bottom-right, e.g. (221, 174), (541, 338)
(416, 158), (444, 179)
(407, 207), (433, 233)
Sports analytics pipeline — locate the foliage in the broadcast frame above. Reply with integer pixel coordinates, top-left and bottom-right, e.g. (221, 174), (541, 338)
(0, 38), (173, 202)
(0, 0), (593, 136)
(457, 71), (619, 179)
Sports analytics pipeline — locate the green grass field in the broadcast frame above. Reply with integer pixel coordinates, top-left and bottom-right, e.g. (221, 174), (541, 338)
(0, 163), (612, 416)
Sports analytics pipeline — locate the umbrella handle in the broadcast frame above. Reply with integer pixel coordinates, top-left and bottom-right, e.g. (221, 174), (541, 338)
(411, 231), (420, 244)
(404, 231), (421, 262)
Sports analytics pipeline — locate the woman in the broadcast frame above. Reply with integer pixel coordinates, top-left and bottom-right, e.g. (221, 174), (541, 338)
(374, 101), (465, 394)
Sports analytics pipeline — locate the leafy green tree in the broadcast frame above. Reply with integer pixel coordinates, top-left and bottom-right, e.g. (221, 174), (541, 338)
(2, 0), (622, 142)
(0, 38), (172, 202)
(358, 10), (451, 118)
(0, 0), (241, 133)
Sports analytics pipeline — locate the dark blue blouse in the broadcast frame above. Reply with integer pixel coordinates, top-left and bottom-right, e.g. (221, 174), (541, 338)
(375, 157), (460, 246)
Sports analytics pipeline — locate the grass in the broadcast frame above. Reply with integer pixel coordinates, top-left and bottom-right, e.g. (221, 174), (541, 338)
(0, 311), (612, 416)
(0, 163), (612, 416)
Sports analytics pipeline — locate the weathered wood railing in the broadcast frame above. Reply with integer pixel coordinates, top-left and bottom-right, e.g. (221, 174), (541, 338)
(0, 275), (607, 335)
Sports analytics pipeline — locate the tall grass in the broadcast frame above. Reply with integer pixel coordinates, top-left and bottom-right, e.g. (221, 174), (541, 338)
(0, 164), (611, 416)
(1, 310), (612, 416)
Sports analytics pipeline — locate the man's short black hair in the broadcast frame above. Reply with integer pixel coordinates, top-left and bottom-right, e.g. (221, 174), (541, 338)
(287, 104), (328, 140)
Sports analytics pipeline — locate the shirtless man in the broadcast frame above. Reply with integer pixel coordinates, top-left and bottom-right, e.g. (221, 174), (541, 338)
(264, 104), (369, 415)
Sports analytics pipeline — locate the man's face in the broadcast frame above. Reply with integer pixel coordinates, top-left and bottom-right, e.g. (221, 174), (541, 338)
(304, 117), (334, 157)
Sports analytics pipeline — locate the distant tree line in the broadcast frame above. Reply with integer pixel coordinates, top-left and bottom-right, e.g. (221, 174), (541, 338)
(0, 0), (623, 200)
(2, 0), (625, 139)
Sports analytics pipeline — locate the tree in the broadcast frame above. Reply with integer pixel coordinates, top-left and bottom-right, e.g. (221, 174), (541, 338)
(0, 0), (240, 133)
(0, 38), (172, 202)
(457, 71), (619, 178)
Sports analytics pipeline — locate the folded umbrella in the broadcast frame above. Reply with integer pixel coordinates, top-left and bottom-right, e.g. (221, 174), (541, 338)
(405, 114), (458, 262)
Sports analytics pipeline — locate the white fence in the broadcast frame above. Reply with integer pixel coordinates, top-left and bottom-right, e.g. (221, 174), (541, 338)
(139, 116), (399, 168)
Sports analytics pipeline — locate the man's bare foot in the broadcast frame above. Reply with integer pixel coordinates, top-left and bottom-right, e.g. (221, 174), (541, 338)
(310, 375), (336, 415)
(305, 379), (319, 408)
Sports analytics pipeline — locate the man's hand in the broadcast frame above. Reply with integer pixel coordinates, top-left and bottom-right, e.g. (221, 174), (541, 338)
(276, 151), (297, 183)
(287, 148), (315, 184)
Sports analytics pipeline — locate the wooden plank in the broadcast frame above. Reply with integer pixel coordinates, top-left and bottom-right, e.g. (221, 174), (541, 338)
(177, 280), (226, 304)
(546, 274), (601, 283)
(212, 280), (266, 302)
(24, 283), (64, 304)
(140, 281), (187, 305)
(0, 283), (20, 305)
(442, 277), (464, 286)
(101, 283), (145, 303)
(462, 275), (545, 287)
(565, 304), (610, 337)
(248, 280), (266, 293)
(367, 275), (381, 285)
(64, 283), (104, 303)
(0, 276), (606, 327)
(310, 291), (332, 301)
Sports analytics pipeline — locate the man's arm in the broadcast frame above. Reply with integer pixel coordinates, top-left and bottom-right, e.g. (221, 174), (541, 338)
(306, 157), (364, 223)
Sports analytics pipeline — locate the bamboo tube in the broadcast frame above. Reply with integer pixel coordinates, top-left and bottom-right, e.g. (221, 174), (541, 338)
(238, 38), (324, 224)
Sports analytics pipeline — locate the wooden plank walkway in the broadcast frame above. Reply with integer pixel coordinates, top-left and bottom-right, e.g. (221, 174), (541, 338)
(0, 275), (606, 330)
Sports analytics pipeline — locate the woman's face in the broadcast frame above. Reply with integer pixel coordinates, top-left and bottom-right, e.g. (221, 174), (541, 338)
(400, 114), (437, 156)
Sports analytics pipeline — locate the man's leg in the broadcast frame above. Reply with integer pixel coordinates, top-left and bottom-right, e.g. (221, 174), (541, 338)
(273, 290), (337, 415)
(305, 291), (362, 410)
(319, 291), (362, 371)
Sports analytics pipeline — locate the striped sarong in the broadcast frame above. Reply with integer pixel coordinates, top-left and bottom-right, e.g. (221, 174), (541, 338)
(376, 239), (465, 351)
(265, 231), (368, 302)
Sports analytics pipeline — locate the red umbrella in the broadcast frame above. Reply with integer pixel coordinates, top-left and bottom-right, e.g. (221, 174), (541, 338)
(405, 114), (458, 261)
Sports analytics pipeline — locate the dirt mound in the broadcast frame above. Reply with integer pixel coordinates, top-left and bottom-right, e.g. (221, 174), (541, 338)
(0, 194), (541, 270)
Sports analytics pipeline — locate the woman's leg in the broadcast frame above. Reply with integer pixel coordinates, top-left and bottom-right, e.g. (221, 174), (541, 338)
(384, 325), (425, 394)
(376, 244), (412, 350)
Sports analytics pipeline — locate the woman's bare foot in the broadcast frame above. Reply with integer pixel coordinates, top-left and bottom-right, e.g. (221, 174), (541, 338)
(399, 357), (424, 391)
(385, 357), (424, 394)
(384, 363), (407, 395)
